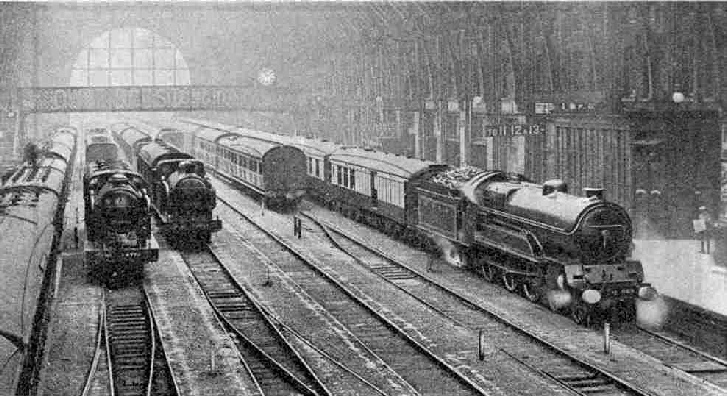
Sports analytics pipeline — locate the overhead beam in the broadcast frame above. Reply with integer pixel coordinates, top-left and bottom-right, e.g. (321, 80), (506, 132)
(18, 85), (317, 113)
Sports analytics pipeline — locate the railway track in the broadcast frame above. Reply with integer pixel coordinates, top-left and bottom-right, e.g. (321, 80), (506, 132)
(179, 248), (329, 396)
(299, 212), (727, 392)
(612, 324), (727, 388)
(215, 197), (495, 396)
(81, 286), (174, 396)
(300, 212), (660, 396)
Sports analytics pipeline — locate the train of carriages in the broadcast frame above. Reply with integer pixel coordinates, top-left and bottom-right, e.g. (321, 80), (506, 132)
(150, 117), (656, 325)
(0, 127), (76, 393)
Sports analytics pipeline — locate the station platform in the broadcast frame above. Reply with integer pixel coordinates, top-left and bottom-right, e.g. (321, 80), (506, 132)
(633, 238), (727, 357)
(633, 239), (727, 317)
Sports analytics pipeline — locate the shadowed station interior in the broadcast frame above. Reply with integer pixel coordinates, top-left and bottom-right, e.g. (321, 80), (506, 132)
(1, 2), (727, 396)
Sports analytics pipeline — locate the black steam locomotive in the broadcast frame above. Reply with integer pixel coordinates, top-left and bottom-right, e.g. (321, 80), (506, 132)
(83, 158), (158, 284)
(136, 139), (221, 243)
(416, 168), (655, 324)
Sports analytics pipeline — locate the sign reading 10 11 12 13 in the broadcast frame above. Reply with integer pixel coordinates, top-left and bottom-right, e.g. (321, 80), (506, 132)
(484, 124), (544, 137)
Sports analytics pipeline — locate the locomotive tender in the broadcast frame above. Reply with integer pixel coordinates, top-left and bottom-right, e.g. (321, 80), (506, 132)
(0, 127), (76, 393)
(137, 139), (221, 243)
(168, 118), (655, 324)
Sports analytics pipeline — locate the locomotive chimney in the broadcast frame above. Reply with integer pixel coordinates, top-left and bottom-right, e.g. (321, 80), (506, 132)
(543, 179), (568, 195)
(584, 187), (605, 200)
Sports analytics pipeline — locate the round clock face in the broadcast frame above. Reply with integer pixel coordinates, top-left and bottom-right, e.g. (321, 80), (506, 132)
(258, 68), (276, 86)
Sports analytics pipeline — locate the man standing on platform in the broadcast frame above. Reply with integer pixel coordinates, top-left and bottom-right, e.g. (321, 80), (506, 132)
(695, 206), (713, 254)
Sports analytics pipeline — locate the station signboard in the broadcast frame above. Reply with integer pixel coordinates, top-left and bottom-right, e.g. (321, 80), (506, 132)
(19, 85), (298, 113)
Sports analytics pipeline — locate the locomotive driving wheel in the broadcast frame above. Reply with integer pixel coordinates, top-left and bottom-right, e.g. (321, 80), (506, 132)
(480, 263), (497, 282)
(502, 273), (518, 292)
(522, 278), (542, 303)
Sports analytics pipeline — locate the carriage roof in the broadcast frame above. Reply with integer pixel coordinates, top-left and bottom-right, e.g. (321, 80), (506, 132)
(138, 141), (194, 167)
(329, 147), (442, 180)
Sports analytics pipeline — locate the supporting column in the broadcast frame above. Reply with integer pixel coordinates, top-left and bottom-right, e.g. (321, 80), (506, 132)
(435, 101), (444, 163)
(412, 111), (421, 159)
(459, 106), (469, 167)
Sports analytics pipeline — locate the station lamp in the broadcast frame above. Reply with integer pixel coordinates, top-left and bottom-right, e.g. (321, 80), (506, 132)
(672, 91), (685, 104)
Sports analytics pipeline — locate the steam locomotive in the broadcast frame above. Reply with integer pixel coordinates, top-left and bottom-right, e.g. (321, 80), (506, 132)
(136, 139), (221, 243)
(165, 118), (656, 324)
(83, 149), (158, 285)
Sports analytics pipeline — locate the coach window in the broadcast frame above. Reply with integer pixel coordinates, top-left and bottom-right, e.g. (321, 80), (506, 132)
(308, 157), (313, 175)
(315, 158), (321, 178)
(350, 169), (356, 191)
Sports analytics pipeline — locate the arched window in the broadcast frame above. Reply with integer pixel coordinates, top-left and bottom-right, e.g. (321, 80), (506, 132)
(70, 28), (190, 86)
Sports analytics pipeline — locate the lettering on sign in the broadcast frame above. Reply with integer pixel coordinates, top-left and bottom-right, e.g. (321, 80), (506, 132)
(142, 86), (190, 109)
(483, 124), (544, 137)
(112, 87), (141, 110)
(37, 89), (72, 112)
(20, 86), (292, 112)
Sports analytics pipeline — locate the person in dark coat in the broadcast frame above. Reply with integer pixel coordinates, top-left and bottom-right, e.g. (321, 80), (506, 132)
(696, 206), (713, 254)
(23, 142), (40, 167)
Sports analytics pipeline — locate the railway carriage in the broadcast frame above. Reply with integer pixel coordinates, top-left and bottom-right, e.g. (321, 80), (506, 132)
(110, 123), (153, 167)
(0, 127), (76, 393)
(192, 124), (307, 207)
(322, 147), (448, 233)
(137, 140), (221, 243)
(152, 120), (192, 152)
(85, 127), (119, 164)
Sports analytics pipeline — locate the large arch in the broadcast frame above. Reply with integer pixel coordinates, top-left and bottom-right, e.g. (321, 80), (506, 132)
(68, 27), (191, 132)
(69, 27), (191, 87)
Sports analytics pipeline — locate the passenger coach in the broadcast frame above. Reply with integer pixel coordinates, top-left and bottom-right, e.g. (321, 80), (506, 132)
(193, 125), (307, 207)
(110, 122), (153, 166)
(85, 127), (118, 164)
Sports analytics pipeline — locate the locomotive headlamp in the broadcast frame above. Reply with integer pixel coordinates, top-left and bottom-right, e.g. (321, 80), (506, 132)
(581, 289), (601, 305)
(638, 286), (657, 301)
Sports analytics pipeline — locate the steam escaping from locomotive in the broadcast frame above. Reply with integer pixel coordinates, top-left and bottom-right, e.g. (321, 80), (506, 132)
(547, 290), (573, 309)
(635, 295), (669, 327)
(432, 234), (463, 267)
